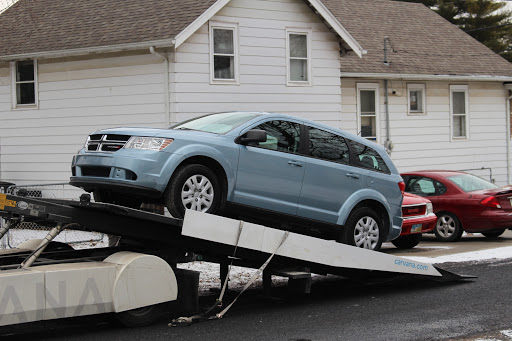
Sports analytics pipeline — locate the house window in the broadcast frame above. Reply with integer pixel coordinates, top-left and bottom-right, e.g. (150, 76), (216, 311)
(287, 29), (311, 85)
(450, 85), (469, 139)
(357, 83), (379, 141)
(407, 83), (426, 114)
(12, 60), (38, 108)
(210, 22), (238, 83)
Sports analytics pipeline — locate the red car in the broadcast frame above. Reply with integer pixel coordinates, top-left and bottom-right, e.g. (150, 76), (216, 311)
(401, 170), (512, 242)
(392, 192), (437, 248)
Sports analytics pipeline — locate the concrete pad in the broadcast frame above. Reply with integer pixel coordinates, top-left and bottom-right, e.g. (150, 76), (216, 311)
(382, 230), (512, 258)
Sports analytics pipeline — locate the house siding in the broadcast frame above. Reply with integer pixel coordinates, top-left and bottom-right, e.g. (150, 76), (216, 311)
(0, 0), (343, 185)
(173, 0), (343, 125)
(341, 78), (509, 185)
(0, 53), (167, 184)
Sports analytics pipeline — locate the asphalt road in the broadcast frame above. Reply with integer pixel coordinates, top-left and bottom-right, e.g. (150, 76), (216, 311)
(2, 233), (512, 341)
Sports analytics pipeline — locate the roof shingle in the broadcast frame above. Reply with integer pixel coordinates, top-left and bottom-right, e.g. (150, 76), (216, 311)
(0, 0), (217, 56)
(323, 0), (512, 77)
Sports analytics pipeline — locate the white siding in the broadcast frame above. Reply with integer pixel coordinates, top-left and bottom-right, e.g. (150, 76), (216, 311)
(173, 0), (342, 124)
(0, 54), (168, 184)
(0, 0), (343, 185)
(341, 78), (510, 186)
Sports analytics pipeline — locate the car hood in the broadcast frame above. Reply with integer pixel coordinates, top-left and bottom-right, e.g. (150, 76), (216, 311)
(90, 127), (221, 139)
(403, 192), (431, 205)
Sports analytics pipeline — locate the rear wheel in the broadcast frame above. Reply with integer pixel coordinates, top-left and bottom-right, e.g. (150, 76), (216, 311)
(434, 212), (463, 242)
(481, 229), (505, 238)
(391, 233), (422, 249)
(342, 207), (384, 251)
(164, 164), (221, 218)
(115, 303), (167, 327)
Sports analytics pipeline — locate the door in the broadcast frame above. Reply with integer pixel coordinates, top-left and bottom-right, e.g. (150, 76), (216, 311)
(233, 119), (305, 215)
(297, 126), (364, 223)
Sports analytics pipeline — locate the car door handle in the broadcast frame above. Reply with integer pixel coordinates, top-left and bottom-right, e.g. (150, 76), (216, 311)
(346, 173), (360, 179)
(288, 161), (303, 167)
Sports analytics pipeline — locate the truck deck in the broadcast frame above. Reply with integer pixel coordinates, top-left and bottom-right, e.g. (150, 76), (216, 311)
(0, 191), (473, 328)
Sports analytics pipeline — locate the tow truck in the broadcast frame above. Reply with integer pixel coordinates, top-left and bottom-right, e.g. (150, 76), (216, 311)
(0, 189), (472, 328)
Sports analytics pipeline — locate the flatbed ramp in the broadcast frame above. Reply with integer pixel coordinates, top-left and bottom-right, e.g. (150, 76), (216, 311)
(0, 193), (472, 328)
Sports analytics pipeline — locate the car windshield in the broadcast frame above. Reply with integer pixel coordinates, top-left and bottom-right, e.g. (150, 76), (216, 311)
(447, 174), (498, 192)
(172, 112), (260, 134)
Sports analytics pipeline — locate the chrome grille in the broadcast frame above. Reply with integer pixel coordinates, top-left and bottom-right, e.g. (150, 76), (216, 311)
(86, 134), (131, 152)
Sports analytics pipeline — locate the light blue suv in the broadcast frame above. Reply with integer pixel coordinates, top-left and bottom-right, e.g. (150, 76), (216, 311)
(71, 112), (404, 250)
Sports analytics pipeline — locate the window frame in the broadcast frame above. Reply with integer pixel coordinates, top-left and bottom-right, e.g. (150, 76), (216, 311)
(356, 83), (380, 142)
(209, 21), (239, 85)
(450, 84), (470, 140)
(11, 59), (39, 110)
(286, 28), (312, 86)
(407, 83), (426, 115)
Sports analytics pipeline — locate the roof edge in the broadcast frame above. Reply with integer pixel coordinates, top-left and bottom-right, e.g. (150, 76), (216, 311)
(174, 0), (231, 48)
(307, 0), (366, 58)
(340, 72), (512, 82)
(0, 39), (176, 61)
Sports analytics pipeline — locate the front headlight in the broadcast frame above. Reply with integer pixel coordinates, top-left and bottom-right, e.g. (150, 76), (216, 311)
(426, 202), (433, 215)
(124, 137), (174, 151)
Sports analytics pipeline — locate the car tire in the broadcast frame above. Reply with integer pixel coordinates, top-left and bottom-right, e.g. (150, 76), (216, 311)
(481, 229), (505, 238)
(164, 164), (221, 218)
(434, 212), (463, 242)
(342, 207), (383, 251)
(391, 233), (422, 249)
(115, 303), (168, 327)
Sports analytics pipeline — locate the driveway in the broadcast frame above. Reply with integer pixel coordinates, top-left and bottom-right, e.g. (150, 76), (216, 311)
(383, 229), (512, 258)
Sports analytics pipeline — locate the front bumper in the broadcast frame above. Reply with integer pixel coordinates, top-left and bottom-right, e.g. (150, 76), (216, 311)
(401, 213), (437, 235)
(70, 149), (179, 195)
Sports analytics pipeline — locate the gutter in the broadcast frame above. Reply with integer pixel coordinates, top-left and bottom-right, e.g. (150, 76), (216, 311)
(0, 39), (176, 61)
(340, 72), (512, 82)
(149, 47), (171, 129)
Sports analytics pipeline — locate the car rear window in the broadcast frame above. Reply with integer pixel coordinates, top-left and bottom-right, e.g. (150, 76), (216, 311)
(172, 112), (259, 134)
(349, 141), (390, 174)
(447, 174), (498, 192)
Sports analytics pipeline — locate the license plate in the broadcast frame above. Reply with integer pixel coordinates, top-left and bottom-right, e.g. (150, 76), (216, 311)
(411, 224), (422, 233)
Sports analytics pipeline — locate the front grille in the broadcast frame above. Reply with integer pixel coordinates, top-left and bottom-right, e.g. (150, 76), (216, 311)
(86, 134), (131, 152)
(402, 204), (427, 218)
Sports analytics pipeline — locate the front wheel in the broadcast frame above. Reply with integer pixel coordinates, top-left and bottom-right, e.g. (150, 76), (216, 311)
(164, 164), (221, 218)
(342, 207), (384, 251)
(434, 212), (463, 242)
(391, 233), (422, 249)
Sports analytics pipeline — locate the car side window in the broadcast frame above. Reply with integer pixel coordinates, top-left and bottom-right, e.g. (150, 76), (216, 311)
(436, 180), (447, 195)
(406, 177), (437, 197)
(307, 126), (349, 164)
(349, 140), (390, 173)
(252, 120), (301, 154)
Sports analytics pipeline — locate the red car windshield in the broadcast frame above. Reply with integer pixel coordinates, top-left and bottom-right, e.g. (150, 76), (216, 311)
(447, 174), (498, 192)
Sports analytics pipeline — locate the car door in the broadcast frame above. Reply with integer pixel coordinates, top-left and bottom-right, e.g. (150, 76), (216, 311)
(297, 126), (364, 223)
(233, 119), (305, 215)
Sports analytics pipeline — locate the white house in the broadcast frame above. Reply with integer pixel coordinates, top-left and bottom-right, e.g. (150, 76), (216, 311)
(1, 0), (512, 186)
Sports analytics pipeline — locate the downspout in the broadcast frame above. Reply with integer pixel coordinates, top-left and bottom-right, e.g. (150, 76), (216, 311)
(383, 37), (393, 154)
(506, 85), (512, 184)
(149, 46), (170, 128)
(384, 79), (392, 154)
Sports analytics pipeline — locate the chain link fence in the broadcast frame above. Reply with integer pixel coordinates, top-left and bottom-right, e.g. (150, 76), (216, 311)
(0, 183), (107, 249)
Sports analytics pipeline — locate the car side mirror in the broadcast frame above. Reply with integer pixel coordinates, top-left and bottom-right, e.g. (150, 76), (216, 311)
(236, 129), (267, 145)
